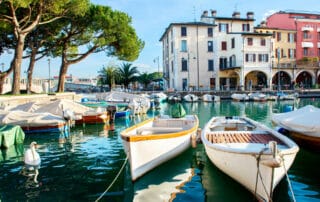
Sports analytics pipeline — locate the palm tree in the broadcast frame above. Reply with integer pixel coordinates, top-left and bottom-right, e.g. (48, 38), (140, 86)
(118, 63), (139, 89)
(98, 65), (119, 89)
(138, 72), (154, 90)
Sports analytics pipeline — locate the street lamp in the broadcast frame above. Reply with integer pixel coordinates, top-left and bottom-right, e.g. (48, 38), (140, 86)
(48, 58), (51, 94)
(277, 49), (286, 92)
(153, 56), (160, 90)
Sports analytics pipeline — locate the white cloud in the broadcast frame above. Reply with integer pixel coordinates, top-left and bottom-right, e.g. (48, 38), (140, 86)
(262, 10), (277, 21)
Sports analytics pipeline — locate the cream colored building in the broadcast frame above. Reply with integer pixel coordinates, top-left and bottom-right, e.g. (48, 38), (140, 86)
(160, 10), (274, 91)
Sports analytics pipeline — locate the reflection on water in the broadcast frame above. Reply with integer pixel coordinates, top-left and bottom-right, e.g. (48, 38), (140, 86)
(0, 98), (320, 201)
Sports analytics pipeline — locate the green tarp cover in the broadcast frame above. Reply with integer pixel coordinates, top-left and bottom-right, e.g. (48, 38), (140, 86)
(0, 125), (25, 148)
(171, 103), (186, 118)
(0, 144), (24, 162)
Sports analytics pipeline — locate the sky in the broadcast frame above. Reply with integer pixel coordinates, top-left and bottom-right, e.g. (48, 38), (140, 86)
(1, 0), (320, 79)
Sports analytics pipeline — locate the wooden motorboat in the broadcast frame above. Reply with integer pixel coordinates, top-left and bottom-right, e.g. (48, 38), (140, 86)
(201, 116), (299, 201)
(121, 114), (199, 181)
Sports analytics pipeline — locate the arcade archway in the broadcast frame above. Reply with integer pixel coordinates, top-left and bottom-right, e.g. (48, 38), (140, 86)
(272, 71), (291, 90)
(245, 71), (267, 90)
(296, 71), (312, 89)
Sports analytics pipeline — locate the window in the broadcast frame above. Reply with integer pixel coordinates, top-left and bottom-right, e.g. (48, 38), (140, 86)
(318, 48), (320, 56)
(231, 38), (235, 48)
(303, 31), (310, 39)
(258, 54), (269, 62)
(242, 24), (250, 32)
(229, 55), (236, 67)
(171, 61), (173, 73)
(288, 33), (295, 43)
(181, 40), (187, 52)
(288, 49), (295, 59)
(171, 41), (173, 53)
(221, 41), (227, 50)
(303, 48), (309, 56)
(277, 32), (281, 41)
(247, 38), (253, 46)
(245, 54), (256, 62)
(219, 57), (228, 69)
(208, 27), (213, 37)
(208, 60), (214, 71)
(318, 32), (320, 41)
(272, 31), (276, 38)
(260, 39), (266, 46)
(181, 58), (188, 71)
(208, 41), (213, 52)
(219, 23), (228, 32)
(181, 27), (187, 37)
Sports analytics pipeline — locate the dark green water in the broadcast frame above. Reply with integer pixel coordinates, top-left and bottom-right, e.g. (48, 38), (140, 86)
(1, 98), (320, 202)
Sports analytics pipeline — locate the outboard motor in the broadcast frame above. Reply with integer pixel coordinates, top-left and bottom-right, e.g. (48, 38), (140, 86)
(106, 105), (117, 122)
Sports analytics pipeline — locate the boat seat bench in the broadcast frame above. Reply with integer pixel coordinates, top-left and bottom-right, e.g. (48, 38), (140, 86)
(136, 127), (183, 135)
(206, 131), (285, 145)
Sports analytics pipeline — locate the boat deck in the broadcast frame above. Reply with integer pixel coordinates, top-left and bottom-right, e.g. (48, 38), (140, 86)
(205, 131), (285, 145)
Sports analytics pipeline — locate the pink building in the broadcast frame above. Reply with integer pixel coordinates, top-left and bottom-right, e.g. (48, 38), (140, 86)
(266, 11), (320, 60)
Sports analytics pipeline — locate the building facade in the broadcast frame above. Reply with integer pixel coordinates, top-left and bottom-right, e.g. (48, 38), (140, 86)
(160, 10), (320, 92)
(264, 11), (320, 88)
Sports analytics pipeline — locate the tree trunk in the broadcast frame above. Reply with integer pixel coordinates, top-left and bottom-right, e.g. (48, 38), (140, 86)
(57, 62), (69, 93)
(26, 47), (37, 94)
(0, 74), (5, 94)
(11, 34), (26, 95)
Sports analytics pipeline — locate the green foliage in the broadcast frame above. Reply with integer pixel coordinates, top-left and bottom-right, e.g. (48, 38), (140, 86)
(117, 63), (139, 88)
(98, 65), (120, 88)
(138, 72), (154, 89)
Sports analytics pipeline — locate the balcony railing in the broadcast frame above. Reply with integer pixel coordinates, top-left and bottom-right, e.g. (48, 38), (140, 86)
(273, 61), (320, 69)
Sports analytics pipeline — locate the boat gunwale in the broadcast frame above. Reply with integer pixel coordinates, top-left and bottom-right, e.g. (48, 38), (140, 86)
(201, 116), (299, 155)
(121, 115), (199, 142)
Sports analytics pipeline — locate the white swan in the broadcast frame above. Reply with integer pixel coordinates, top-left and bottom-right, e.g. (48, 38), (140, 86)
(24, 142), (41, 166)
(23, 141), (41, 183)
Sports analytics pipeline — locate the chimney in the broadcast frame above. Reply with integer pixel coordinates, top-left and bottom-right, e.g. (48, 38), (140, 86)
(260, 21), (266, 27)
(232, 11), (240, 18)
(211, 10), (217, 17)
(201, 10), (208, 17)
(247, 11), (254, 19)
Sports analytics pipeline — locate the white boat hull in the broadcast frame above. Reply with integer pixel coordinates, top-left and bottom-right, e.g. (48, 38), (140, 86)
(125, 135), (192, 181)
(121, 115), (199, 181)
(203, 143), (297, 201)
(201, 116), (299, 201)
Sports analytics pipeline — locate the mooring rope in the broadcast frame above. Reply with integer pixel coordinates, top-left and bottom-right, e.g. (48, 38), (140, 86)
(254, 147), (272, 202)
(281, 155), (296, 202)
(95, 156), (128, 202)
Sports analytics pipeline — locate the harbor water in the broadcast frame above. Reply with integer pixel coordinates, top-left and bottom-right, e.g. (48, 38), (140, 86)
(1, 98), (320, 201)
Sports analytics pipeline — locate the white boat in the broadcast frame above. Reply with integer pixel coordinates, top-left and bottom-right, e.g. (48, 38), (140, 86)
(33, 99), (109, 124)
(248, 92), (267, 102)
(271, 105), (320, 151)
(276, 92), (298, 101)
(150, 92), (167, 103)
(231, 93), (249, 102)
(183, 94), (199, 102)
(201, 116), (299, 201)
(167, 94), (181, 102)
(121, 114), (199, 181)
(103, 91), (150, 115)
(0, 110), (66, 133)
(202, 94), (220, 102)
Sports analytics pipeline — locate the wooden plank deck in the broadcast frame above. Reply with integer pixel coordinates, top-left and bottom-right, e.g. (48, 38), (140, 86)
(206, 131), (285, 145)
